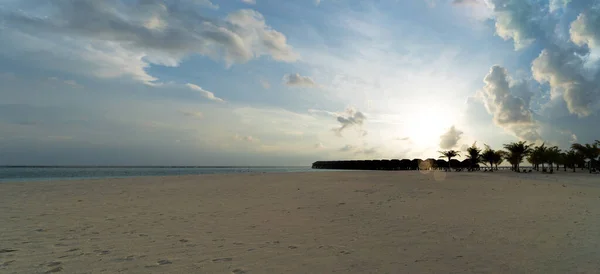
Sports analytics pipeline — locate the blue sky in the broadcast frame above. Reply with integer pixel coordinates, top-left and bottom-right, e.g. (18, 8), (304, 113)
(1, 0), (599, 165)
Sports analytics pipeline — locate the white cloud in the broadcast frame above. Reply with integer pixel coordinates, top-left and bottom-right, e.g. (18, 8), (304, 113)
(571, 7), (600, 50)
(241, 0), (256, 4)
(48, 77), (83, 88)
(180, 110), (204, 119)
(283, 73), (318, 88)
(439, 125), (463, 149)
(532, 48), (600, 117)
(234, 134), (258, 142)
(2, 2), (298, 84)
(333, 108), (366, 137)
(452, 0), (481, 5)
(339, 144), (354, 151)
(479, 65), (540, 141)
(199, 0), (219, 9)
(489, 0), (544, 50)
(185, 83), (225, 102)
(308, 109), (338, 117)
(338, 144), (377, 155)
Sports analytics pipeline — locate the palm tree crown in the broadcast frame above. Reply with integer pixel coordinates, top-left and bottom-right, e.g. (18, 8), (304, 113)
(465, 143), (481, 170)
(503, 141), (532, 172)
(439, 150), (460, 171)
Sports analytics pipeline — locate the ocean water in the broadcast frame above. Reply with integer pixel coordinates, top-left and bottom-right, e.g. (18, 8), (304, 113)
(0, 166), (321, 182)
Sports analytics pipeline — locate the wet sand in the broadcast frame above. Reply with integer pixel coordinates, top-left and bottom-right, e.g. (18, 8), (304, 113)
(1, 171), (600, 273)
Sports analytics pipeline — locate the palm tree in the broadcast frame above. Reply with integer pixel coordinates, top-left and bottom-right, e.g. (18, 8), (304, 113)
(439, 150), (460, 172)
(493, 150), (505, 171)
(528, 143), (546, 171)
(481, 145), (496, 171)
(557, 151), (567, 171)
(545, 146), (561, 173)
(564, 150), (579, 172)
(503, 141), (532, 172)
(571, 142), (600, 173)
(465, 143), (482, 171)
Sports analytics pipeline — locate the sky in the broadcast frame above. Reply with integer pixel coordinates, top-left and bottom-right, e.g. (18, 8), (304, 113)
(0, 0), (599, 166)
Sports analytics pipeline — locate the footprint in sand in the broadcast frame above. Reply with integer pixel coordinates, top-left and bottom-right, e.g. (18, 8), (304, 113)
(44, 262), (63, 273)
(212, 258), (233, 263)
(45, 267), (63, 273)
(0, 249), (17, 254)
(1, 260), (15, 267)
(94, 250), (110, 255)
(113, 256), (135, 262)
(232, 269), (247, 274)
(288, 245), (298, 249)
(157, 259), (172, 265)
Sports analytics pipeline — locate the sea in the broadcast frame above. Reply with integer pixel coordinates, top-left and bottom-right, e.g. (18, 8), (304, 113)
(0, 166), (322, 182)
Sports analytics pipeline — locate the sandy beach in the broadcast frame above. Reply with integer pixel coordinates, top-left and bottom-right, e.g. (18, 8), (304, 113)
(1, 171), (600, 273)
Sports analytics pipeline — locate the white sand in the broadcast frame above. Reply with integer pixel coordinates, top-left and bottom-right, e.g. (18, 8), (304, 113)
(1, 171), (600, 273)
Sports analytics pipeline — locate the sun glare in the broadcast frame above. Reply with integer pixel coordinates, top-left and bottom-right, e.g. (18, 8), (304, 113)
(402, 105), (456, 147)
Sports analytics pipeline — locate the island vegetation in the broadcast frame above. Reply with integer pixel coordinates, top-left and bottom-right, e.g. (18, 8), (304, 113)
(312, 140), (600, 174)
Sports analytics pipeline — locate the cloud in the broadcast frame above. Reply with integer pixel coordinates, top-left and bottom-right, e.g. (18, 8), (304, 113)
(488, 0), (545, 50)
(283, 73), (318, 88)
(359, 147), (377, 155)
(439, 125), (463, 149)
(339, 144), (354, 152)
(308, 109), (338, 117)
(185, 83), (225, 102)
(241, 0), (256, 4)
(333, 108), (366, 137)
(478, 0), (600, 145)
(234, 134), (258, 142)
(338, 144), (377, 155)
(63, 80), (82, 88)
(570, 6), (600, 50)
(2, 2), (299, 84)
(180, 110), (204, 119)
(479, 65), (540, 141)
(260, 79), (271, 89)
(48, 77), (83, 88)
(452, 0), (481, 5)
(395, 137), (410, 141)
(198, 0), (219, 9)
(532, 48), (600, 117)
(315, 143), (325, 149)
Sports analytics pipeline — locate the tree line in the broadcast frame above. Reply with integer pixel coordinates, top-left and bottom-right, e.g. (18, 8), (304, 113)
(312, 140), (599, 173)
(438, 140), (600, 173)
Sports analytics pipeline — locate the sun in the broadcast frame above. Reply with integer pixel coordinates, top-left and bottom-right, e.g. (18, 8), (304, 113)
(402, 105), (456, 148)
